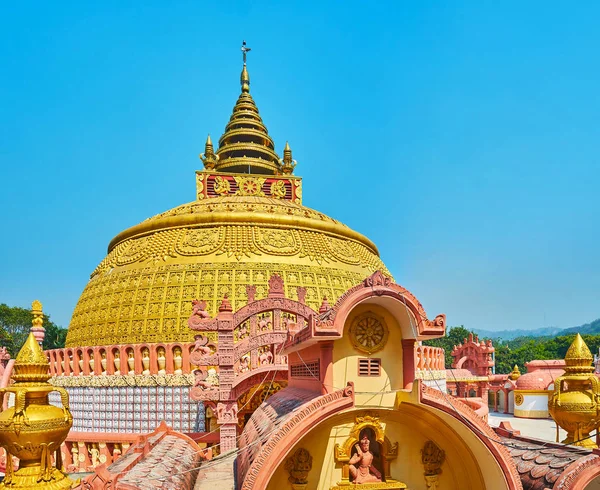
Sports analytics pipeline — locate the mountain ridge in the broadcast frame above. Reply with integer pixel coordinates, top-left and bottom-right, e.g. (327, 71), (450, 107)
(471, 318), (600, 341)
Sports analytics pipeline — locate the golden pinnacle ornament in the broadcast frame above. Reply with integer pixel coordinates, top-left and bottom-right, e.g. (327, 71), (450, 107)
(0, 302), (73, 489)
(548, 334), (600, 448)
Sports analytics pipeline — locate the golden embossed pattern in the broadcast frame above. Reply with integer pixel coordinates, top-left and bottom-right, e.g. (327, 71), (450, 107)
(67, 262), (387, 347)
(69, 194), (390, 347)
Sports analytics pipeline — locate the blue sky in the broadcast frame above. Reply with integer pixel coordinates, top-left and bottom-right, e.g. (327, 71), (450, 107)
(1, 2), (598, 332)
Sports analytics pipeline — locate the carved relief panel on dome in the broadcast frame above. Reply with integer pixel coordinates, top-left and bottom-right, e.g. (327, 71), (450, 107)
(196, 171), (302, 203)
(257, 312), (273, 333)
(234, 320), (250, 342)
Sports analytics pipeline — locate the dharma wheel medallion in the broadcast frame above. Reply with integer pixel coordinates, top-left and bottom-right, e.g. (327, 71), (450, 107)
(349, 312), (389, 355)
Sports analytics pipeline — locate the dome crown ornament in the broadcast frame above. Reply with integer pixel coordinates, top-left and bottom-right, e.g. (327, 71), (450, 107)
(212, 41), (282, 175)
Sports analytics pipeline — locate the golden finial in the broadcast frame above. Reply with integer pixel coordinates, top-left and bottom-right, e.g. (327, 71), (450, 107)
(0, 333), (73, 488)
(508, 364), (521, 380)
(549, 333), (600, 448)
(279, 141), (297, 175)
(31, 299), (43, 328)
(241, 40), (251, 93)
(13, 332), (50, 383)
(564, 333), (594, 372)
(200, 134), (219, 170)
(30, 299), (46, 345)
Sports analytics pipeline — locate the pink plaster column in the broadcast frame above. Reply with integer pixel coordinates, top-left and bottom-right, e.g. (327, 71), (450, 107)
(320, 341), (334, 395)
(402, 339), (416, 388)
(216, 295), (237, 453)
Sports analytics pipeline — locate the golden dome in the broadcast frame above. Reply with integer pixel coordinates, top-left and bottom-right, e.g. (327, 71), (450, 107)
(65, 46), (391, 348)
(66, 195), (390, 347)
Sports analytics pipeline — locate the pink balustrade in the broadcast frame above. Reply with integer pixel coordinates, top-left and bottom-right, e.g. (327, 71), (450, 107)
(414, 345), (445, 371)
(45, 342), (196, 376)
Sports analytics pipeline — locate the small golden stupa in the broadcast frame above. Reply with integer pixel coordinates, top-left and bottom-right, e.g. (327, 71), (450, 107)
(548, 333), (600, 448)
(508, 364), (521, 380)
(0, 301), (73, 489)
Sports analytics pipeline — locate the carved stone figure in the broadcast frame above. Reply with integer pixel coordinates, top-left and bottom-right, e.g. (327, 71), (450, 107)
(88, 352), (95, 374)
(285, 447), (312, 485)
(238, 355), (250, 374)
(173, 347), (183, 374)
(193, 336), (213, 355)
(259, 348), (273, 366)
(188, 299), (211, 329)
(113, 350), (121, 375)
(112, 443), (122, 462)
(216, 401), (238, 424)
(349, 428), (382, 484)
(421, 440), (445, 489)
(88, 443), (100, 469)
(237, 323), (249, 340)
(127, 349), (135, 375)
(194, 369), (212, 390)
(157, 347), (166, 374)
(141, 347), (150, 375)
(100, 351), (107, 375)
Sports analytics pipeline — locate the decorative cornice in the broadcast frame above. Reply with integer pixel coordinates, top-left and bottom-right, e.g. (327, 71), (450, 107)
(107, 198), (379, 256)
(50, 374), (193, 388)
(241, 383), (354, 490)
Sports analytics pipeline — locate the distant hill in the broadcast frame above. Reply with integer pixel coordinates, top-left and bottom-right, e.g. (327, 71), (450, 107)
(472, 318), (600, 341)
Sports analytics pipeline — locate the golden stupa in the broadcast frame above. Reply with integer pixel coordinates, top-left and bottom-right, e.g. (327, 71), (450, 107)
(65, 45), (390, 348)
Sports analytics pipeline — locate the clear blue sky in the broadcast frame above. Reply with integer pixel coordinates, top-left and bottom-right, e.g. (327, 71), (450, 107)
(1, 2), (598, 333)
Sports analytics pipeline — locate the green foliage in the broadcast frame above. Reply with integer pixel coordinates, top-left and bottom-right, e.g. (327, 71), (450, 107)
(494, 333), (600, 373)
(424, 324), (600, 374)
(0, 303), (67, 355)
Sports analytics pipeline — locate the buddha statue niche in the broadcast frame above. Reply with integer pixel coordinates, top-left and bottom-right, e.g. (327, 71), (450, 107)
(157, 347), (166, 375)
(173, 347), (183, 374)
(113, 350), (121, 375)
(142, 348), (150, 375)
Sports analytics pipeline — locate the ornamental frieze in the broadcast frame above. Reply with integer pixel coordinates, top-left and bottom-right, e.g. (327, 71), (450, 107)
(94, 226), (387, 277)
(196, 171), (301, 203)
(177, 228), (224, 256)
(50, 374), (194, 388)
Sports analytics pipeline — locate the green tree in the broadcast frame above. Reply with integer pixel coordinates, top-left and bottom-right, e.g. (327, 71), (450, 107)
(0, 304), (67, 355)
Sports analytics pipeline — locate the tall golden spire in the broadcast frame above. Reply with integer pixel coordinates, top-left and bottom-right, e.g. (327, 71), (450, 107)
(213, 41), (281, 175)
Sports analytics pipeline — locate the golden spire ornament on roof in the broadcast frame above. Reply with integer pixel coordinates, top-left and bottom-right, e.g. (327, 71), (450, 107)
(548, 333), (600, 448)
(200, 134), (218, 170)
(0, 322), (73, 488)
(280, 141), (297, 175)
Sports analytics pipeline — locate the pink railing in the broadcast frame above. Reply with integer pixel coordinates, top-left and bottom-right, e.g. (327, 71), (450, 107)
(457, 397), (489, 421)
(46, 342), (197, 376)
(415, 345), (445, 371)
